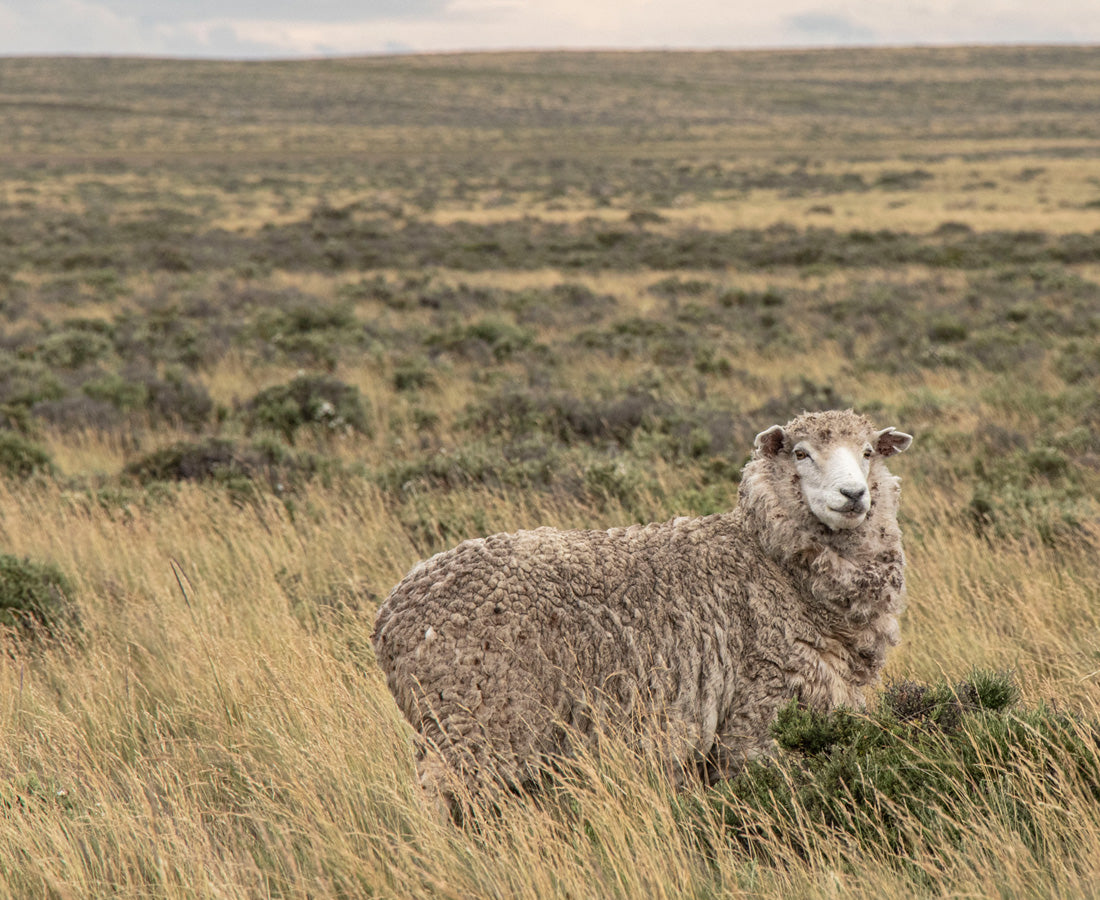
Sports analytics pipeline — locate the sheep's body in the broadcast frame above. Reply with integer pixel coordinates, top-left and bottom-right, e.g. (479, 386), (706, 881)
(373, 409), (911, 804)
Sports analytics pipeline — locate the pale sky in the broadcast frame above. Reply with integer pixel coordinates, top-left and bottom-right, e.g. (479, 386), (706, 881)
(0, 0), (1096, 58)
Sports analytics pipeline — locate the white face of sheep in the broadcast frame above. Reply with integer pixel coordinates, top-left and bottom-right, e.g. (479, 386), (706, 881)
(755, 424), (913, 531)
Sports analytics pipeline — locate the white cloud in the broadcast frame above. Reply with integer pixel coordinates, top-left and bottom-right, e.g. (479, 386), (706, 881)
(0, 0), (155, 54)
(0, 0), (1096, 57)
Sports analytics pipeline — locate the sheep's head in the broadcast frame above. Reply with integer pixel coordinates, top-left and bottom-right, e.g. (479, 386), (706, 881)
(753, 410), (912, 532)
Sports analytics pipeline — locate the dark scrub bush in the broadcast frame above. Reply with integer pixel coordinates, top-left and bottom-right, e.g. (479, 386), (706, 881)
(0, 431), (54, 478)
(243, 375), (371, 444)
(0, 554), (75, 637)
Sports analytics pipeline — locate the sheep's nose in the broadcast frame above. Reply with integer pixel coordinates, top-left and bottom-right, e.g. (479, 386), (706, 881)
(840, 486), (866, 502)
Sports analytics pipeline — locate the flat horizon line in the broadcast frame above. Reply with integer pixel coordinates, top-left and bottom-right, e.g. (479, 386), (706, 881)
(1, 39), (1097, 65)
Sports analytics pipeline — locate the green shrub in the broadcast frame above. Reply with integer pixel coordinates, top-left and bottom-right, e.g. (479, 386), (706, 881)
(717, 287), (786, 308)
(0, 354), (65, 409)
(32, 393), (127, 433)
(506, 283), (615, 327)
(964, 329), (1042, 372)
(693, 346), (733, 375)
(583, 458), (656, 513)
(36, 328), (114, 369)
(1055, 341), (1100, 384)
(124, 438), (256, 485)
(966, 483), (1087, 546)
(574, 316), (701, 364)
(256, 300), (356, 337)
(463, 383), (750, 466)
(875, 168), (934, 190)
(374, 443), (521, 495)
(927, 316), (968, 343)
(753, 378), (848, 425)
(693, 671), (1099, 876)
(392, 358), (436, 392)
(112, 304), (208, 369)
(74, 365), (203, 426)
(648, 276), (713, 299)
(251, 296), (362, 367)
(426, 317), (535, 362)
(0, 431), (54, 478)
(966, 442), (1088, 545)
(124, 437), (342, 499)
(143, 368), (214, 430)
(81, 371), (149, 411)
(0, 553), (74, 637)
(243, 375), (371, 443)
(82, 267), (123, 299)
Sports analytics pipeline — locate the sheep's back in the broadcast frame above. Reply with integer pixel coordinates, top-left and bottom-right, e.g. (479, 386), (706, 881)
(375, 522), (687, 679)
(372, 518), (738, 765)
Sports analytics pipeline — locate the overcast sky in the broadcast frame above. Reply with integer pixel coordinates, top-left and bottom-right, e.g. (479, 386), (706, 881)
(0, 0), (1097, 58)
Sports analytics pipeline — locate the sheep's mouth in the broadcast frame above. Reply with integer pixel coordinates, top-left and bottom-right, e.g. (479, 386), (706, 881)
(829, 504), (868, 518)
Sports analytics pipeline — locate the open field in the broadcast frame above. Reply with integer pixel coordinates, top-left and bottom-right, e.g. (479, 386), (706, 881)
(1, 47), (1100, 897)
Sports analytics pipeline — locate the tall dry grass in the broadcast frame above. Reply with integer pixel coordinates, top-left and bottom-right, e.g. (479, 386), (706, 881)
(1, 446), (1099, 897)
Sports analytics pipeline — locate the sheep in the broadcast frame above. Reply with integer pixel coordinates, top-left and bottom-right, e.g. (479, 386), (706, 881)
(373, 409), (912, 809)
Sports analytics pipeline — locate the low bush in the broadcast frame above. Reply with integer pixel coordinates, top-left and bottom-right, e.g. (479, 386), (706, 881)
(574, 316), (702, 365)
(142, 368), (214, 430)
(251, 295), (363, 367)
(693, 671), (1099, 878)
(463, 383), (750, 465)
(753, 378), (849, 426)
(392, 357), (436, 392)
(583, 457), (657, 513)
(80, 371), (149, 412)
(648, 276), (714, 299)
(506, 283), (616, 327)
(124, 438), (257, 485)
(966, 441), (1090, 546)
(0, 553), (74, 637)
(35, 327), (114, 370)
(112, 305), (208, 369)
(32, 396), (127, 432)
(0, 354), (65, 409)
(425, 317), (535, 363)
(373, 443), (529, 495)
(1055, 341), (1100, 384)
(243, 375), (371, 443)
(123, 437), (342, 500)
(0, 431), (54, 478)
(79, 367), (213, 430)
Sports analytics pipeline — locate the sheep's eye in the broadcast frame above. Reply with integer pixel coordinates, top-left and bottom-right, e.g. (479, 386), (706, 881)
(863, 447), (873, 459)
(793, 449), (810, 461)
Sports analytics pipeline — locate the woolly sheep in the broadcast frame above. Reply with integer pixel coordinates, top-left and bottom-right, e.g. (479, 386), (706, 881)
(373, 409), (913, 807)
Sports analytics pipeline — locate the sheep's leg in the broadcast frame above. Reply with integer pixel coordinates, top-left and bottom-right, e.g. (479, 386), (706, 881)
(416, 750), (464, 822)
(705, 704), (779, 784)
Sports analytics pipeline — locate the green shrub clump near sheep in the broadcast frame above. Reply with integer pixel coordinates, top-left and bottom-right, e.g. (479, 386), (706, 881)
(694, 669), (1100, 875)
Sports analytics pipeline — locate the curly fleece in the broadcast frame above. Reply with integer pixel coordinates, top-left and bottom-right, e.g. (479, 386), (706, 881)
(373, 409), (909, 803)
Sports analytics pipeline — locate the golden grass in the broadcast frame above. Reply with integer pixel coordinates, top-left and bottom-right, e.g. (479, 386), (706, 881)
(2, 444), (1099, 897)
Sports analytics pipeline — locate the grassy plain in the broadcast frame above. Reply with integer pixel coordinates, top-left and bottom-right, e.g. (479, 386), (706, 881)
(1, 46), (1100, 897)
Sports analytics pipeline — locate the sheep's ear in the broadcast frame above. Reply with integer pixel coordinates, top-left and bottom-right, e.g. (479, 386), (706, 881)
(874, 427), (913, 457)
(754, 425), (786, 456)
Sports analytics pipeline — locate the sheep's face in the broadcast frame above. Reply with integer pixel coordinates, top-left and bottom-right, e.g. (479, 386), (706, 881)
(755, 413), (913, 532)
(790, 438), (874, 530)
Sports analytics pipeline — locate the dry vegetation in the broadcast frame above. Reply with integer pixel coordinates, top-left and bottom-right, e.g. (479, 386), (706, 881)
(1, 46), (1100, 897)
